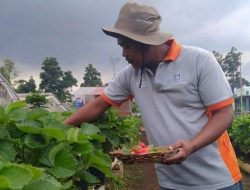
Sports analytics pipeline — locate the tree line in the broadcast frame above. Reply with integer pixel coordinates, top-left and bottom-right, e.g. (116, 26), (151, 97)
(0, 47), (248, 103)
(213, 47), (249, 92)
(0, 57), (103, 103)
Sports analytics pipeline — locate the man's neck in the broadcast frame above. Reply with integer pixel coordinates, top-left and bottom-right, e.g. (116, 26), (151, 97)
(145, 44), (169, 75)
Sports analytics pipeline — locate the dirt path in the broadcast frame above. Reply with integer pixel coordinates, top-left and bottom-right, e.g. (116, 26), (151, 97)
(119, 162), (159, 190)
(241, 170), (250, 190)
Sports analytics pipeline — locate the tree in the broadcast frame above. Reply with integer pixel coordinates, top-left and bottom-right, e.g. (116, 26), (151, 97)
(0, 59), (18, 84)
(15, 76), (36, 93)
(57, 71), (78, 102)
(213, 47), (249, 91)
(81, 64), (103, 87)
(213, 51), (224, 69)
(39, 57), (77, 102)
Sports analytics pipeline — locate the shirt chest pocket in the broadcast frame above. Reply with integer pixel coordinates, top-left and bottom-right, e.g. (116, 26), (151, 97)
(155, 82), (191, 107)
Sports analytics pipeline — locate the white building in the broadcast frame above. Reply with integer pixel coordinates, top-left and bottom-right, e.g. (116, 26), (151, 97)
(234, 86), (250, 114)
(234, 85), (250, 97)
(0, 74), (19, 106)
(73, 87), (104, 104)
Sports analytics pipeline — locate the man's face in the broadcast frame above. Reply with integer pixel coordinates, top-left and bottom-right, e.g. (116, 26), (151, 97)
(118, 37), (150, 69)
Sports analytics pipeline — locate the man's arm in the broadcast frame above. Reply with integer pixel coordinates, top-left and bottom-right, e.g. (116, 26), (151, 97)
(64, 96), (111, 126)
(189, 104), (234, 152)
(163, 104), (234, 164)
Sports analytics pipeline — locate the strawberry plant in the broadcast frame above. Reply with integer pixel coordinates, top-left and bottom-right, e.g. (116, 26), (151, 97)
(230, 114), (250, 163)
(0, 101), (142, 189)
(94, 108), (142, 153)
(0, 101), (112, 189)
(0, 161), (68, 190)
(231, 115), (250, 154)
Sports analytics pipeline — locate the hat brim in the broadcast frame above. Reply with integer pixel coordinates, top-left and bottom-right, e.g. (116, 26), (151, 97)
(102, 27), (172, 46)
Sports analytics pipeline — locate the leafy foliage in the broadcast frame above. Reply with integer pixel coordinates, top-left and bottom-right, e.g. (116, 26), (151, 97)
(0, 162), (63, 190)
(25, 92), (48, 108)
(94, 108), (142, 153)
(0, 101), (112, 189)
(131, 101), (140, 113)
(213, 47), (249, 91)
(80, 64), (102, 87)
(0, 101), (142, 189)
(39, 57), (77, 102)
(15, 76), (36, 93)
(230, 114), (250, 153)
(0, 59), (18, 84)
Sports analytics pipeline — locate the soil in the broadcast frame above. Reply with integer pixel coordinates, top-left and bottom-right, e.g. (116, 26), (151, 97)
(119, 162), (159, 190)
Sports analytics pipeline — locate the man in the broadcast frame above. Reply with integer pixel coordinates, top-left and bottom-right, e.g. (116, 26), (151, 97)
(65, 2), (243, 190)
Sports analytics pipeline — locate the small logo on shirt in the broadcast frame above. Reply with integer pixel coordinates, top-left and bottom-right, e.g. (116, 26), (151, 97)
(174, 74), (181, 82)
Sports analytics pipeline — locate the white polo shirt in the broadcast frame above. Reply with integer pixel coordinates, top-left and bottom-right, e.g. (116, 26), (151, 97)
(100, 40), (241, 190)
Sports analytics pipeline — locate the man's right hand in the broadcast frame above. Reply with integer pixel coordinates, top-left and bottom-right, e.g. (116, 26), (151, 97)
(64, 96), (111, 126)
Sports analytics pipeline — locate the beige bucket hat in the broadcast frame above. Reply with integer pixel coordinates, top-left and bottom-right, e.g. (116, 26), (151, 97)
(102, 2), (172, 45)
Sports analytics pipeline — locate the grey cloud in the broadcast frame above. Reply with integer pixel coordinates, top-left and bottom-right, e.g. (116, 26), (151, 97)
(0, 0), (250, 86)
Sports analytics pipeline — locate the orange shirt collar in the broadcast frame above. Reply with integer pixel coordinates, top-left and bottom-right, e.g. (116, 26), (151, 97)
(163, 39), (182, 62)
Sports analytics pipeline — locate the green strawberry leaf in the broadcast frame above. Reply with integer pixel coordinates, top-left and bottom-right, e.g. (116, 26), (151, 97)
(0, 164), (32, 189)
(27, 108), (48, 120)
(80, 123), (100, 135)
(5, 101), (26, 115)
(66, 127), (79, 142)
(79, 170), (100, 184)
(0, 140), (16, 161)
(48, 150), (76, 178)
(25, 134), (46, 149)
(16, 120), (42, 134)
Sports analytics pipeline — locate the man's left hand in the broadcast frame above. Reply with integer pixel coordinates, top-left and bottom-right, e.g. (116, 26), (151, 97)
(161, 140), (194, 165)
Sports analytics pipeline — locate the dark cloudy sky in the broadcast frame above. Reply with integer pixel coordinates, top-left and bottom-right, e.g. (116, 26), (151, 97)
(1, 0), (250, 89)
